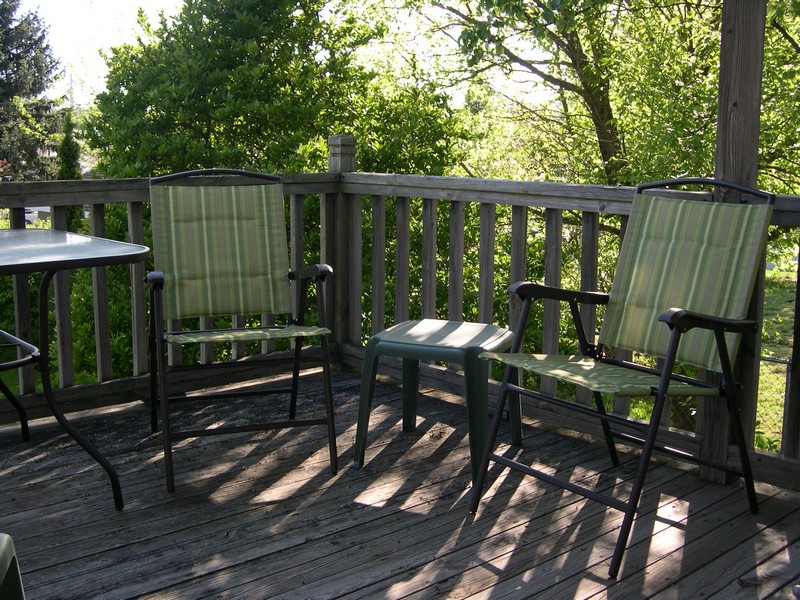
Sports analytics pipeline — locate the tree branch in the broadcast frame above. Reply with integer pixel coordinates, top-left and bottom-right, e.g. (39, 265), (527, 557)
(772, 18), (800, 57)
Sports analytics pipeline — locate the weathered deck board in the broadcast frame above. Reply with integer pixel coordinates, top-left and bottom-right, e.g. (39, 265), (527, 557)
(1, 370), (799, 599)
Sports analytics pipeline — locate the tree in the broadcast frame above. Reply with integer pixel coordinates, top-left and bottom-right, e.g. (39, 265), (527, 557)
(89, 0), (414, 176)
(0, 0), (61, 180)
(56, 110), (81, 180)
(429, 0), (629, 184)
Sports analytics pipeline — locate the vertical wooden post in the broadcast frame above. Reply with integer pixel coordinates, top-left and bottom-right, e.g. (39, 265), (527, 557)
(478, 203), (496, 324)
(327, 135), (358, 344)
(91, 204), (112, 380)
(508, 205), (528, 332)
(448, 201), (465, 323)
(371, 195), (387, 335)
(395, 197), (411, 323)
(10, 209), (35, 393)
(576, 211), (599, 405)
(541, 208), (562, 395)
(421, 198), (437, 319)
(51, 206), (74, 387)
(704, 0), (767, 483)
(127, 201), (148, 378)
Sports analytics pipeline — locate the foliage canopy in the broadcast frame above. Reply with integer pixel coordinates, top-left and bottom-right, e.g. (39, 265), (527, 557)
(86, 0), (470, 177)
(0, 0), (61, 180)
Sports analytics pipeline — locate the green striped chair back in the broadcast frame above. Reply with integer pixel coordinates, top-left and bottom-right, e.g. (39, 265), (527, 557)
(150, 181), (292, 320)
(598, 193), (773, 372)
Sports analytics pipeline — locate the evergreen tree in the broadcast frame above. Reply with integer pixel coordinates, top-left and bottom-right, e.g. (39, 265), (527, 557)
(0, 0), (60, 180)
(56, 110), (81, 180)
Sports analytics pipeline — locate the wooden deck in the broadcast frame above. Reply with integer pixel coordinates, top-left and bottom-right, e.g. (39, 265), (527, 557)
(2, 369), (800, 599)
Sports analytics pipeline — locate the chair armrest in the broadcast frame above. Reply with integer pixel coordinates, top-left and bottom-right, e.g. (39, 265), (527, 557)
(145, 271), (165, 287)
(510, 281), (609, 305)
(289, 264), (333, 282)
(659, 307), (758, 334)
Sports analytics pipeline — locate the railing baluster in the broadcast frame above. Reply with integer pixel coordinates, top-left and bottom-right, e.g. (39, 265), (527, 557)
(479, 203), (496, 324)
(422, 198), (436, 319)
(395, 197), (410, 323)
(127, 201), (148, 377)
(371, 195), (386, 335)
(51, 206), (74, 388)
(91, 203), (112, 381)
(289, 193), (304, 318)
(9, 208), (34, 393)
(348, 194), (363, 343)
(448, 201), (465, 322)
(576, 211), (599, 406)
(509, 205), (528, 330)
(541, 208), (563, 395)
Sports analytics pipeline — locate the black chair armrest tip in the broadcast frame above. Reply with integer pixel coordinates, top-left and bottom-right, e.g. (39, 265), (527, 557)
(145, 271), (165, 286)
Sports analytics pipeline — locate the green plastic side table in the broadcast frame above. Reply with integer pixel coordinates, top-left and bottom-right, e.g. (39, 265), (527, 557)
(352, 319), (520, 481)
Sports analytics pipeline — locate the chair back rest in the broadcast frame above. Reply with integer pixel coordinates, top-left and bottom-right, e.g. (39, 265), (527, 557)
(150, 169), (291, 320)
(598, 183), (773, 372)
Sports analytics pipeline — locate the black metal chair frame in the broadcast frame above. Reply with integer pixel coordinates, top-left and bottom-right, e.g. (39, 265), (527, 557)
(147, 169), (338, 492)
(470, 178), (775, 578)
(0, 330), (33, 443)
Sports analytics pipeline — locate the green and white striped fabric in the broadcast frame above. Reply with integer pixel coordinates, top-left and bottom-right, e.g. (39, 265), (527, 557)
(479, 352), (716, 396)
(598, 194), (773, 372)
(150, 182), (292, 320)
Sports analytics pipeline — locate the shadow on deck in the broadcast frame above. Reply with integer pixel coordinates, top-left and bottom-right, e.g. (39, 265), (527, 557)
(1, 369), (799, 599)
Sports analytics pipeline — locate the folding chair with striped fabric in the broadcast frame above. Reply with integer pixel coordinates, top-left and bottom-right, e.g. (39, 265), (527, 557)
(471, 178), (775, 578)
(147, 169), (337, 492)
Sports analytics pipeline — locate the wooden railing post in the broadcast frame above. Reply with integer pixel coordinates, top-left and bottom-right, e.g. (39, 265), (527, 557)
(478, 203), (496, 324)
(90, 204), (112, 381)
(704, 0), (768, 482)
(576, 212), (600, 405)
(51, 206), (74, 388)
(9, 208), (35, 393)
(395, 197), (411, 323)
(370, 195), (387, 334)
(421, 198), (437, 318)
(541, 208), (563, 395)
(127, 201), (148, 377)
(327, 134), (358, 344)
(448, 201), (465, 322)
(509, 205), (528, 331)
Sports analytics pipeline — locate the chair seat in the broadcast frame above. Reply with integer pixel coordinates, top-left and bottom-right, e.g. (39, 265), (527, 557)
(481, 352), (718, 397)
(165, 324), (330, 345)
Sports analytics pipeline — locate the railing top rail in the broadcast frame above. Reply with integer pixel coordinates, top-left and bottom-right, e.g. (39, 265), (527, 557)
(0, 173), (341, 208)
(340, 172), (800, 225)
(2, 171), (800, 225)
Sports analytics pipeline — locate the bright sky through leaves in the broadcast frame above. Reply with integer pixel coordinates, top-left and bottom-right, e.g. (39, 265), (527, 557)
(19, 0), (183, 105)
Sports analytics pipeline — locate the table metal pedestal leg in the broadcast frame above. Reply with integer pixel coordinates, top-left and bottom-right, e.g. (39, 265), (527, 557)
(39, 271), (124, 510)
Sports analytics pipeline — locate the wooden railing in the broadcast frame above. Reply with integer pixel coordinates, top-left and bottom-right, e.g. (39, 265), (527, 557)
(1, 135), (799, 489)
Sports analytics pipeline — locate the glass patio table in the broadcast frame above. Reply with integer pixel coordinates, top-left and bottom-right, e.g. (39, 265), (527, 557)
(0, 228), (149, 510)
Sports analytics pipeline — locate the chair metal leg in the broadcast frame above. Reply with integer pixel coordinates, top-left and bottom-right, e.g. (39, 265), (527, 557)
(593, 390), (620, 466)
(608, 391), (669, 578)
(320, 335), (338, 474)
(289, 339), (303, 420)
(727, 390), (759, 513)
(0, 380), (29, 442)
(154, 338), (175, 493)
(148, 324), (159, 433)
